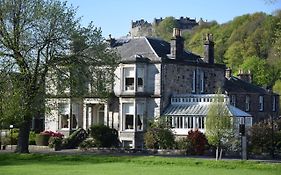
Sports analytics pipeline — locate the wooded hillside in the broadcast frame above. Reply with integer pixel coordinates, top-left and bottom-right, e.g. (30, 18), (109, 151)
(153, 11), (281, 95)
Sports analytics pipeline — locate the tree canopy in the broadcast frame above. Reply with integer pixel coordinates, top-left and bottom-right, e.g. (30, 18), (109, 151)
(0, 0), (119, 153)
(205, 92), (232, 160)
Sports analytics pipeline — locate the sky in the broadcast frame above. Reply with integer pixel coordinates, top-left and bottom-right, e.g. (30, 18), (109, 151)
(65, 0), (281, 38)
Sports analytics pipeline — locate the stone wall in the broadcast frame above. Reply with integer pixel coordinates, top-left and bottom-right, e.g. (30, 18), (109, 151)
(161, 63), (225, 112)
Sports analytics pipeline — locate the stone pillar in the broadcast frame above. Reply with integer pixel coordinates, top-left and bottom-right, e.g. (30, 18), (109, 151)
(241, 136), (247, 160)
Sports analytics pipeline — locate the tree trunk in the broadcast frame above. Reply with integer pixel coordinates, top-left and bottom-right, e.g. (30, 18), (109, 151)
(216, 147), (219, 161)
(219, 148), (223, 160)
(15, 118), (31, 153)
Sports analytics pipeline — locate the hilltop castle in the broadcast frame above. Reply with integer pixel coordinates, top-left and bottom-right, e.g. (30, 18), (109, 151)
(130, 17), (206, 37)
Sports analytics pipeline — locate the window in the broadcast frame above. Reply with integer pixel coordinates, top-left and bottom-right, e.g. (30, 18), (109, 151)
(272, 96), (276, 112)
(58, 103), (69, 129)
(200, 71), (204, 93)
(58, 103), (78, 129)
(245, 117), (252, 127)
(245, 95), (250, 111)
(124, 67), (135, 91)
(231, 95), (236, 107)
(60, 114), (69, 129)
(137, 68), (144, 92)
(98, 106), (104, 125)
(192, 70), (196, 93)
(123, 103), (134, 130)
(259, 96), (264, 111)
(137, 103), (144, 131)
(197, 117), (204, 129)
(187, 117), (193, 129)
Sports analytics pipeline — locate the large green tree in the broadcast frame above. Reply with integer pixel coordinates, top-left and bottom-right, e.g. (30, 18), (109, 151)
(0, 0), (118, 153)
(205, 92), (232, 160)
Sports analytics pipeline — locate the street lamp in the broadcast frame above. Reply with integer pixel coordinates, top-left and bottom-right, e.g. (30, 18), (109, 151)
(9, 125), (13, 150)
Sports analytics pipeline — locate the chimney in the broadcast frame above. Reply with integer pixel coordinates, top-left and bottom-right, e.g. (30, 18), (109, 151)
(203, 33), (214, 64)
(225, 68), (232, 79)
(170, 28), (184, 59)
(238, 70), (252, 83)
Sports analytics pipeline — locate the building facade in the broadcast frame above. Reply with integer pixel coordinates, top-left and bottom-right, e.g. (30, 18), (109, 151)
(45, 28), (279, 148)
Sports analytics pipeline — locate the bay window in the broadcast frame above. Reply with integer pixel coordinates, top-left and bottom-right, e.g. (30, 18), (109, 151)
(123, 103), (134, 130)
(137, 103), (144, 131)
(124, 67), (134, 91)
(137, 68), (144, 92)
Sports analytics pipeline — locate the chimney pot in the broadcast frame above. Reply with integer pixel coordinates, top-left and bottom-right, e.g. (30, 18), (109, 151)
(238, 69), (252, 83)
(225, 68), (232, 79)
(171, 28), (184, 59)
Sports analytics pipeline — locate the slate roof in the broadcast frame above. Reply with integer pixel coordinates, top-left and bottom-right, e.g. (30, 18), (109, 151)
(224, 76), (273, 95)
(112, 37), (202, 63)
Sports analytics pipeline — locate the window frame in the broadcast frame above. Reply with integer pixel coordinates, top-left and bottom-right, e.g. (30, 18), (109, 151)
(200, 71), (204, 93)
(259, 95), (264, 111)
(272, 96), (276, 112)
(192, 70), (196, 93)
(123, 67), (135, 91)
(245, 95), (250, 112)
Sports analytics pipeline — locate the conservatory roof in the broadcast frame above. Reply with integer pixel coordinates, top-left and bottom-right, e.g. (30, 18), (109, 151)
(163, 103), (252, 117)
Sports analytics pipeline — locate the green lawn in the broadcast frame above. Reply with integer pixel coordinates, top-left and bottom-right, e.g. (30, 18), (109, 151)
(0, 153), (280, 175)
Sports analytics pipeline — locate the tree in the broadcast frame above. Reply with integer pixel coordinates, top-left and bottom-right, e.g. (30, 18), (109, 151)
(240, 56), (273, 87)
(0, 0), (118, 153)
(205, 91), (232, 160)
(154, 17), (178, 41)
(224, 41), (244, 72)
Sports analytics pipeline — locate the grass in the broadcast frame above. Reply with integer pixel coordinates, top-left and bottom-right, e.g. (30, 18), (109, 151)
(0, 153), (280, 175)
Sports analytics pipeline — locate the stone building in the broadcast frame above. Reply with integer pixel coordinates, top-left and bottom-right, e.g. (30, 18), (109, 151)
(45, 28), (279, 148)
(224, 69), (279, 123)
(130, 17), (199, 37)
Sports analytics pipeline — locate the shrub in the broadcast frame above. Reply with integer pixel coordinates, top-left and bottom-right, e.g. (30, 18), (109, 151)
(48, 136), (63, 150)
(90, 125), (119, 148)
(176, 137), (192, 150)
(6, 129), (19, 145)
(62, 128), (87, 149)
(187, 129), (208, 155)
(79, 138), (96, 149)
(144, 128), (158, 149)
(29, 131), (36, 145)
(144, 127), (175, 149)
(248, 119), (281, 155)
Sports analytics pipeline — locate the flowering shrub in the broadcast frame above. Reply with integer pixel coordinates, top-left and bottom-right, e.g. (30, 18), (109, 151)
(187, 129), (208, 155)
(40, 131), (64, 138)
(36, 131), (64, 146)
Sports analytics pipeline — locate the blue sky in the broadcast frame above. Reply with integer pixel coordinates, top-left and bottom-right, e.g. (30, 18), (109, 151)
(66, 0), (281, 38)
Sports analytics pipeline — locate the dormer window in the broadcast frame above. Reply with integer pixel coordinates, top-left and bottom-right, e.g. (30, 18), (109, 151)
(124, 67), (135, 91)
